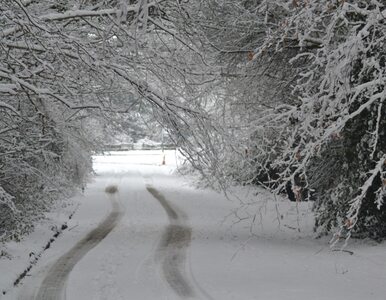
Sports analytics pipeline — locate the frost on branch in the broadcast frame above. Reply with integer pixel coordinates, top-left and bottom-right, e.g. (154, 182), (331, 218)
(0, 187), (16, 211)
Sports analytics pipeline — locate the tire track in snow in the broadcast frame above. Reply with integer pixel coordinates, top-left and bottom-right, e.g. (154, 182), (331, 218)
(34, 190), (123, 300)
(146, 185), (195, 298)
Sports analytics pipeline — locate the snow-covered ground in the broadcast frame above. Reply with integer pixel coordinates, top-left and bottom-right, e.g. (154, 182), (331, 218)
(1, 150), (386, 299)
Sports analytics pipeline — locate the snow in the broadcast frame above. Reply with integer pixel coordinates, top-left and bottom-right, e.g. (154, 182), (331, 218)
(0, 84), (17, 95)
(1, 150), (386, 299)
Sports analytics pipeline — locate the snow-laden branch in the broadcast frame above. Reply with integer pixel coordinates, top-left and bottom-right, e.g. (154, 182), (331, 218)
(0, 186), (17, 212)
(106, 63), (203, 116)
(0, 71), (101, 110)
(39, 1), (159, 21)
(40, 8), (122, 21)
(0, 100), (20, 115)
(2, 41), (80, 59)
(340, 154), (386, 242)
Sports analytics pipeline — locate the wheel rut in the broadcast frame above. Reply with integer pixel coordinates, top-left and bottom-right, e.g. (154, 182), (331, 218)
(146, 185), (195, 298)
(34, 190), (123, 300)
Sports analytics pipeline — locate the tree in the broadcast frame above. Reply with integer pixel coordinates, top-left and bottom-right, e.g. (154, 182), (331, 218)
(172, 0), (386, 240)
(0, 0), (209, 241)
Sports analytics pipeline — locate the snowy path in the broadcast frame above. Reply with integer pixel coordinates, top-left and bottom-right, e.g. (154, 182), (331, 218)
(6, 150), (386, 300)
(15, 150), (203, 300)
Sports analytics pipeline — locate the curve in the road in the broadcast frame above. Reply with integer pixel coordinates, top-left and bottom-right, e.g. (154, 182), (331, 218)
(34, 192), (123, 300)
(146, 185), (195, 298)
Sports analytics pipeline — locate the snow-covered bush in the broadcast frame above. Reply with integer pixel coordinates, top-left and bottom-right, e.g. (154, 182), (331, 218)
(0, 96), (93, 241)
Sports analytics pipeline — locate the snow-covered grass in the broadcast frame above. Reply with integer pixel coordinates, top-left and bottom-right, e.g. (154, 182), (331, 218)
(0, 194), (80, 296)
(1, 150), (385, 299)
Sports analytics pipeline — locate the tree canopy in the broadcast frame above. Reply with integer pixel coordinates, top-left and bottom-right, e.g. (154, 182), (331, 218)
(1, 0), (385, 242)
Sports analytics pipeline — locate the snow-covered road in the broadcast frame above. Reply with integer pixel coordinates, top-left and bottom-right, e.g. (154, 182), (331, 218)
(6, 150), (386, 300)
